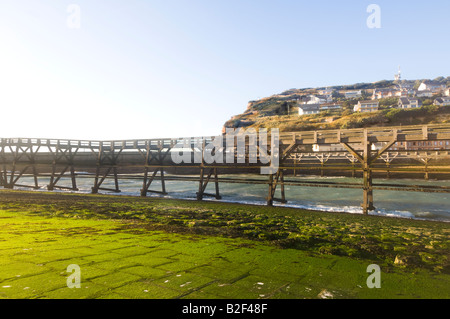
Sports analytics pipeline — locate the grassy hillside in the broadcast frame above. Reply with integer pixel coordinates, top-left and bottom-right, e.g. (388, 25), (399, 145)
(225, 104), (450, 133)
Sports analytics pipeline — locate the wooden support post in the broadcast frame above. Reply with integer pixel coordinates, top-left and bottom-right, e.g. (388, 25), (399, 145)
(92, 144), (122, 194)
(197, 168), (220, 200)
(93, 168), (120, 193)
(141, 167), (149, 197)
(266, 142), (297, 205)
(93, 167), (111, 193)
(197, 139), (206, 201)
(140, 143), (151, 197)
(267, 173), (274, 206)
(113, 167), (120, 192)
(47, 146), (78, 191)
(140, 139), (171, 197)
(362, 168), (375, 215)
(386, 162), (391, 179)
(414, 155), (431, 180)
(293, 156), (297, 176)
(342, 131), (382, 215)
(160, 168), (167, 195)
(48, 160), (58, 191)
(6, 146), (19, 189)
(31, 162), (39, 189)
(141, 168), (165, 196)
(1, 163), (6, 188)
(48, 165), (67, 191)
(29, 145), (41, 189)
(92, 144), (102, 194)
(420, 156), (431, 180)
(4, 166), (14, 189)
(92, 166), (101, 194)
(197, 166), (205, 200)
(293, 154), (303, 177)
(214, 168), (221, 199)
(69, 165), (78, 191)
(314, 154), (330, 178)
(267, 169), (284, 206)
(8, 166), (31, 189)
(157, 143), (168, 195)
(362, 133), (375, 215)
(3, 146), (40, 189)
(279, 170), (286, 204)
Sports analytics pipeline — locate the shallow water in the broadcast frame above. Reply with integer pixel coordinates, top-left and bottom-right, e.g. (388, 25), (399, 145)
(10, 174), (450, 222)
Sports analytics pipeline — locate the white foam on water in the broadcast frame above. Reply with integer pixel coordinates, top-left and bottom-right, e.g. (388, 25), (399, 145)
(7, 176), (450, 222)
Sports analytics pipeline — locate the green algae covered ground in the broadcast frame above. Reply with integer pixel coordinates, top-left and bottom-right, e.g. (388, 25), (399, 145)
(0, 190), (449, 299)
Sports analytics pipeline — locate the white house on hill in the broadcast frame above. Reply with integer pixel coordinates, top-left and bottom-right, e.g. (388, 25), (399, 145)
(416, 90), (433, 98)
(298, 104), (321, 115)
(418, 80), (446, 93)
(306, 94), (332, 104)
(354, 100), (379, 112)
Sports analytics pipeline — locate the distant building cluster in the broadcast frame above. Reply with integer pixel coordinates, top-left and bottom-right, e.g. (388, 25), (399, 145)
(391, 140), (450, 151)
(297, 79), (450, 116)
(313, 140), (450, 152)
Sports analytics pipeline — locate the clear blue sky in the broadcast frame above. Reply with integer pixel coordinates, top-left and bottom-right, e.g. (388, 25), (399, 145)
(0, 0), (449, 140)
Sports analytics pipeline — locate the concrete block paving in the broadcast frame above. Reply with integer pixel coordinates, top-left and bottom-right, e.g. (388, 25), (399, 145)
(1, 211), (448, 299)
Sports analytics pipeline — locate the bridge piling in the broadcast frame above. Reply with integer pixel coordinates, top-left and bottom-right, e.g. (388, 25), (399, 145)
(197, 167), (221, 200)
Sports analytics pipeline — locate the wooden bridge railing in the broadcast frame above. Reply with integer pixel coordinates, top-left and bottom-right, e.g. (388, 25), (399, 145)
(3, 123), (450, 150)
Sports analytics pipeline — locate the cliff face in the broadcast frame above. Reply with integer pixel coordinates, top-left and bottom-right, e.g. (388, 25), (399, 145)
(223, 78), (450, 133)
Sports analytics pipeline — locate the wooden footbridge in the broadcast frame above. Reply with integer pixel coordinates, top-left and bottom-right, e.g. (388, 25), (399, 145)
(2, 124), (450, 214)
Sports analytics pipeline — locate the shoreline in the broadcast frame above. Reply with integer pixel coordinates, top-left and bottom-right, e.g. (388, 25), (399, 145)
(3, 184), (450, 223)
(1, 188), (447, 224)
